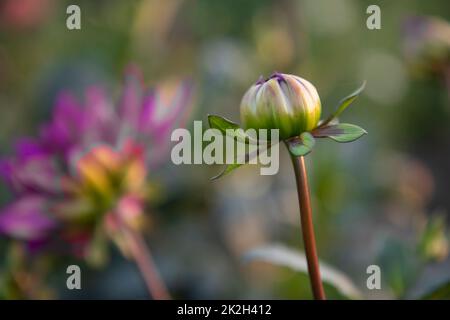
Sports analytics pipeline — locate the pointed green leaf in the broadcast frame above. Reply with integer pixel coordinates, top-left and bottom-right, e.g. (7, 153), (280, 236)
(286, 132), (315, 157)
(321, 81), (366, 126)
(210, 143), (270, 180)
(376, 238), (419, 298)
(207, 114), (256, 144)
(208, 114), (274, 180)
(243, 244), (363, 300)
(417, 213), (449, 262)
(208, 114), (240, 132)
(313, 123), (367, 143)
(210, 163), (242, 180)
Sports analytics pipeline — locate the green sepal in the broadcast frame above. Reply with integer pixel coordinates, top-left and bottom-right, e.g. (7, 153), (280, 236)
(208, 115), (270, 180)
(207, 114), (256, 144)
(285, 132), (315, 157)
(313, 123), (367, 143)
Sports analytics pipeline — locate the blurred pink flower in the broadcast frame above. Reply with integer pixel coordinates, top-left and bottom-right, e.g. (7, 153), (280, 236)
(0, 0), (54, 30)
(402, 15), (450, 75)
(0, 67), (193, 260)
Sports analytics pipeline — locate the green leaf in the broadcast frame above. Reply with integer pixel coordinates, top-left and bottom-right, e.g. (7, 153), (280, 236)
(242, 244), (363, 300)
(285, 132), (315, 156)
(208, 114), (240, 132)
(417, 213), (449, 262)
(207, 114), (256, 144)
(210, 163), (242, 180)
(420, 280), (450, 300)
(313, 123), (367, 143)
(321, 81), (366, 126)
(208, 114), (274, 180)
(376, 238), (420, 298)
(85, 224), (109, 267)
(210, 144), (269, 180)
(208, 114), (247, 180)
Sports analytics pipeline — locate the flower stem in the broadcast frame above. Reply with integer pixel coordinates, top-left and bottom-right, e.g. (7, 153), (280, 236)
(118, 218), (171, 300)
(290, 155), (326, 300)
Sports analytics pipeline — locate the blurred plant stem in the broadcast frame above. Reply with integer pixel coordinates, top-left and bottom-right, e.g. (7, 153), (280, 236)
(290, 155), (326, 300)
(117, 214), (171, 300)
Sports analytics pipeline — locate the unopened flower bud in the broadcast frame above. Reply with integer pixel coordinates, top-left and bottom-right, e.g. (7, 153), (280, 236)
(240, 73), (321, 140)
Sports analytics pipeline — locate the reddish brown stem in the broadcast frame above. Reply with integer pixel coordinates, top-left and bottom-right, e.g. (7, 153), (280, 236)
(118, 217), (171, 300)
(290, 155), (326, 300)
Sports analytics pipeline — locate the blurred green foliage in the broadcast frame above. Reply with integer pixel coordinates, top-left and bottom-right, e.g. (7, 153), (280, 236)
(0, 0), (449, 299)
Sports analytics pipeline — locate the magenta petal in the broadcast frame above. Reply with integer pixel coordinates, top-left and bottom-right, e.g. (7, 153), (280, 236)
(144, 81), (193, 140)
(14, 138), (47, 158)
(41, 91), (84, 154)
(84, 86), (118, 143)
(140, 81), (194, 167)
(18, 157), (58, 194)
(138, 90), (156, 133)
(0, 143), (59, 194)
(119, 68), (144, 130)
(152, 80), (193, 130)
(0, 196), (56, 241)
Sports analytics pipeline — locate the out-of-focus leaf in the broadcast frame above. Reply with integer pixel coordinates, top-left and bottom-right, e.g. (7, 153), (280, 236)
(420, 280), (450, 300)
(285, 132), (315, 157)
(312, 123), (367, 143)
(85, 224), (109, 267)
(321, 81), (366, 126)
(418, 213), (449, 262)
(242, 244), (363, 299)
(376, 238), (420, 298)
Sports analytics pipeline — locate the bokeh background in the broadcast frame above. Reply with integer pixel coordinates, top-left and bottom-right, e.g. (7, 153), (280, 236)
(0, 0), (449, 299)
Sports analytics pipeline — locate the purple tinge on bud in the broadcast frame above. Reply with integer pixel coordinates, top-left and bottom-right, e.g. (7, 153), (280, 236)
(0, 196), (56, 241)
(241, 72), (321, 140)
(255, 75), (265, 85)
(255, 72), (286, 85)
(269, 72), (287, 83)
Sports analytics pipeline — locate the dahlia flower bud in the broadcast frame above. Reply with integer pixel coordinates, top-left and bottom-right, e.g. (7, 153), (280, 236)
(240, 72), (321, 140)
